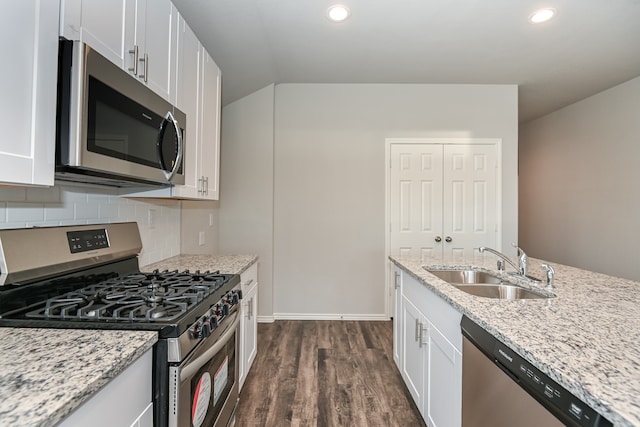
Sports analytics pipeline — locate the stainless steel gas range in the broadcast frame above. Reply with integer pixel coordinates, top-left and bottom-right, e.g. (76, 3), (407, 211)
(0, 222), (241, 427)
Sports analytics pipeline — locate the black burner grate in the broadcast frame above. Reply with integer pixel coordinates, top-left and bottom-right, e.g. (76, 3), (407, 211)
(24, 270), (227, 322)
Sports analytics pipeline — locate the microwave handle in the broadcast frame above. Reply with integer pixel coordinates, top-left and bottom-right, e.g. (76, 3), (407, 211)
(160, 111), (183, 181)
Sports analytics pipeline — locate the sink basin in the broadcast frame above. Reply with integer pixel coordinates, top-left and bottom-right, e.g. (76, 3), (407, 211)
(453, 284), (548, 300)
(426, 269), (502, 284)
(425, 268), (551, 300)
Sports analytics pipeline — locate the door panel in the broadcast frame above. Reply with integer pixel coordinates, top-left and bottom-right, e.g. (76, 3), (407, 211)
(442, 144), (497, 258)
(390, 144), (443, 261)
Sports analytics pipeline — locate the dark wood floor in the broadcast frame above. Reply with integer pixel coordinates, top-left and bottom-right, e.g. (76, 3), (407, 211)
(236, 320), (427, 427)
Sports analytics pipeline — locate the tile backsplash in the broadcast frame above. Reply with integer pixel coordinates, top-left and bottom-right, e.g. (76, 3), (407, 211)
(0, 183), (180, 267)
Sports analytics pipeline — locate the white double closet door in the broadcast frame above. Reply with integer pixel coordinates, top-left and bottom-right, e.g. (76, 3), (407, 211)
(389, 140), (499, 262)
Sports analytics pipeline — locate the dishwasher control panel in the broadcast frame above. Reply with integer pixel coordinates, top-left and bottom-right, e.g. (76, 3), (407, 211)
(461, 316), (613, 427)
(493, 340), (608, 427)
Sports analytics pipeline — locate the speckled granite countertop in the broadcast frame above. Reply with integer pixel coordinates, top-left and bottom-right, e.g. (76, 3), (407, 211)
(0, 328), (157, 427)
(390, 253), (640, 427)
(143, 254), (258, 275)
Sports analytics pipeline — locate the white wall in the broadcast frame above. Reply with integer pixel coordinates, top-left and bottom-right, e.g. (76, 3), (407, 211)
(520, 76), (640, 281)
(0, 183), (181, 267)
(218, 85), (275, 319)
(181, 200), (219, 255)
(272, 84), (518, 318)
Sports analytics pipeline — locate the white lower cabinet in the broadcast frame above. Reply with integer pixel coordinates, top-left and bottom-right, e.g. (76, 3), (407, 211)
(428, 323), (462, 427)
(239, 262), (259, 389)
(59, 349), (153, 427)
(393, 269), (403, 366)
(401, 296), (428, 412)
(394, 266), (463, 426)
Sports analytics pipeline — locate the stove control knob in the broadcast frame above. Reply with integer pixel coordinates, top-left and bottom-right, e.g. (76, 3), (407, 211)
(200, 320), (212, 338)
(231, 292), (240, 305)
(209, 316), (219, 329)
(221, 303), (230, 316)
(191, 323), (201, 338)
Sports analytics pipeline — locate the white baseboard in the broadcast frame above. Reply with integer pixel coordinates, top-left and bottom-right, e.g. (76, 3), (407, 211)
(257, 315), (275, 323)
(272, 313), (390, 321)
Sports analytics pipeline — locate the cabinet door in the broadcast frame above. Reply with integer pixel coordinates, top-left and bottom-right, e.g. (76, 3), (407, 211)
(140, 0), (174, 100)
(442, 144), (497, 259)
(199, 51), (222, 200)
(393, 267), (403, 368)
(401, 296), (428, 415)
(172, 15), (202, 199)
(428, 324), (462, 427)
(77, 0), (133, 69)
(0, 1), (58, 186)
(239, 263), (259, 389)
(243, 286), (258, 383)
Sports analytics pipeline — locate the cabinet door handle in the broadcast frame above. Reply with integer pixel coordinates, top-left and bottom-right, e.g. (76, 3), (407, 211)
(419, 323), (429, 347)
(415, 318), (420, 342)
(139, 53), (148, 83)
(128, 45), (138, 75)
(204, 176), (209, 195)
(445, 236), (452, 243)
(394, 271), (400, 289)
(435, 236), (442, 243)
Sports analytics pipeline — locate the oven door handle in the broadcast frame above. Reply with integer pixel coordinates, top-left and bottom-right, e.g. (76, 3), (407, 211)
(180, 311), (240, 382)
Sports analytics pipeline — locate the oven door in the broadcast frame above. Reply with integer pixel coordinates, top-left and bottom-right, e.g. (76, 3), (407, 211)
(169, 311), (240, 427)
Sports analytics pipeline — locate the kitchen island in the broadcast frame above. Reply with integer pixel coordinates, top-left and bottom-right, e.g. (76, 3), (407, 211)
(391, 253), (640, 427)
(0, 328), (157, 427)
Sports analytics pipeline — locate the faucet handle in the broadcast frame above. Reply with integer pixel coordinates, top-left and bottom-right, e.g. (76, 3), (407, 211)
(511, 243), (528, 276)
(541, 263), (555, 291)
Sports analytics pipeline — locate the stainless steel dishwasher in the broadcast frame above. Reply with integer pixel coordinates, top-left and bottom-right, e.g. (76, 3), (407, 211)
(460, 316), (612, 427)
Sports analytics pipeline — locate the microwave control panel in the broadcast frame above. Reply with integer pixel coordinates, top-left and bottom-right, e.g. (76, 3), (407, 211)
(67, 229), (110, 253)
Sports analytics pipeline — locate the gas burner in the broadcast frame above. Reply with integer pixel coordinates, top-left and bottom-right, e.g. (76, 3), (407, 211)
(23, 269), (231, 322)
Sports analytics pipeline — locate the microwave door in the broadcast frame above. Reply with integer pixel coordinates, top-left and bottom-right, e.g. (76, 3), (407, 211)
(157, 111), (183, 181)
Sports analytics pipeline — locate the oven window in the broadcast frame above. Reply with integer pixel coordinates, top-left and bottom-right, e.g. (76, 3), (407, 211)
(190, 336), (235, 427)
(86, 76), (163, 169)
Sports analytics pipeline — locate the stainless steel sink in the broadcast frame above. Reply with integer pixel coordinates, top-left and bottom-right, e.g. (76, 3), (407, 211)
(425, 268), (551, 300)
(453, 284), (548, 300)
(426, 269), (503, 284)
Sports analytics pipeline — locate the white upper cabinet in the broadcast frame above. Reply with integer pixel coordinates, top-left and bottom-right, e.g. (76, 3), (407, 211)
(198, 51), (222, 200)
(171, 12), (221, 200)
(0, 1), (59, 186)
(171, 13), (203, 199)
(61, 0), (176, 101)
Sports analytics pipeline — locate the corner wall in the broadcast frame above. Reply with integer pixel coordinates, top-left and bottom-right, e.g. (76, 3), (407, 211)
(519, 76), (640, 280)
(218, 85), (275, 320)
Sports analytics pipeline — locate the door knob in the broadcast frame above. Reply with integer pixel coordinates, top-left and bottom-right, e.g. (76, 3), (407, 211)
(435, 236), (442, 242)
(445, 236), (452, 243)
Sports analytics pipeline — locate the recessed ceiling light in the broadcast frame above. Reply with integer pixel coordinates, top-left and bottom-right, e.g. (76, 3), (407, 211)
(529, 8), (556, 24)
(327, 5), (351, 23)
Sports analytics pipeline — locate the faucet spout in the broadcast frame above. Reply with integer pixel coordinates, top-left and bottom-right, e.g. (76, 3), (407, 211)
(478, 246), (520, 272)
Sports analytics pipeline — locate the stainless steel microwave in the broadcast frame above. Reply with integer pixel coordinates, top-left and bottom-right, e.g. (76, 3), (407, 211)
(56, 40), (185, 187)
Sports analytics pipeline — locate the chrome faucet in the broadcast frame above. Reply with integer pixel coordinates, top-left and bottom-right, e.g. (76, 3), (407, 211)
(478, 246), (522, 274)
(479, 243), (529, 276)
(511, 243), (528, 277)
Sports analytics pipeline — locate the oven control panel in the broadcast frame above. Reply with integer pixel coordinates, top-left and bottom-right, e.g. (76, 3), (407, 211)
(67, 229), (110, 253)
(191, 289), (243, 339)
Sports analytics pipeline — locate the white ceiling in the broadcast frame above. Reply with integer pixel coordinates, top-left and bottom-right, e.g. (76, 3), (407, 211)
(173, 0), (640, 123)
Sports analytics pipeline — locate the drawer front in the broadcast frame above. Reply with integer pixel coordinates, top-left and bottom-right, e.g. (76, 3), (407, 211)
(241, 262), (258, 293)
